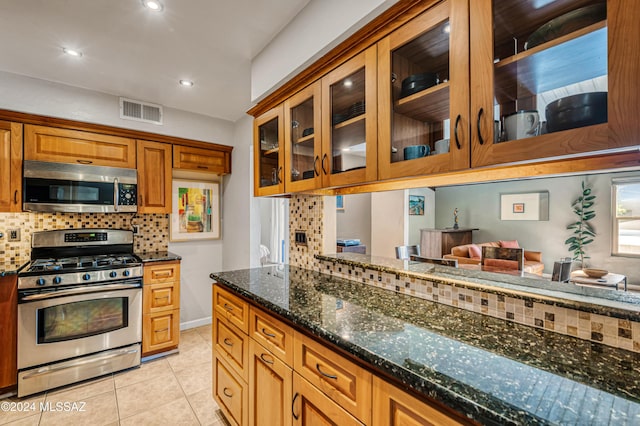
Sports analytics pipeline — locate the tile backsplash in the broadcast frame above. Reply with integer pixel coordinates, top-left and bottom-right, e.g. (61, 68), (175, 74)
(289, 195), (324, 271)
(0, 212), (168, 269)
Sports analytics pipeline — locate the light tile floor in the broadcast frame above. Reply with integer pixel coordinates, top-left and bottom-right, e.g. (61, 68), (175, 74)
(0, 325), (229, 426)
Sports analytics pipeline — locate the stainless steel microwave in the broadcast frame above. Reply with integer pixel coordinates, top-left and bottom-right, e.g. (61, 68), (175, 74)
(23, 160), (138, 213)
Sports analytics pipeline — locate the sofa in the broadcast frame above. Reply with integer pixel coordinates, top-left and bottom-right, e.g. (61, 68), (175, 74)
(443, 240), (544, 275)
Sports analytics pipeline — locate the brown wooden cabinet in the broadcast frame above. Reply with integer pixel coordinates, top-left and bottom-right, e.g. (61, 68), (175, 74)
(137, 140), (172, 214)
(420, 228), (476, 258)
(173, 144), (230, 174)
(215, 354), (248, 426)
(24, 124), (136, 168)
(142, 261), (180, 356)
(254, 105), (285, 196)
(0, 274), (18, 391)
(292, 373), (363, 426)
(0, 121), (22, 212)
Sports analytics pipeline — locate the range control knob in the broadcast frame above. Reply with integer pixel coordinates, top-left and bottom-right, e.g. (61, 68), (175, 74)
(36, 278), (46, 286)
(109, 271), (117, 278)
(123, 270), (131, 277)
(53, 276), (62, 285)
(82, 273), (91, 281)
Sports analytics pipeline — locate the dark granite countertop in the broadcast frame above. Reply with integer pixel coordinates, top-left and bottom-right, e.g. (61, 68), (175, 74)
(136, 251), (182, 263)
(211, 265), (640, 425)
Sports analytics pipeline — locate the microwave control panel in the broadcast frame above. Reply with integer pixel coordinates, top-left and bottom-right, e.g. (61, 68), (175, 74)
(119, 184), (137, 206)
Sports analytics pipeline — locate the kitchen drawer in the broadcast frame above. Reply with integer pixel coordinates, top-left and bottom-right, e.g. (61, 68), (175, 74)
(215, 316), (249, 381)
(142, 309), (180, 355)
(143, 281), (179, 313)
(294, 332), (372, 424)
(214, 285), (249, 334)
(250, 307), (294, 366)
(214, 355), (248, 426)
(173, 144), (228, 174)
(143, 261), (180, 284)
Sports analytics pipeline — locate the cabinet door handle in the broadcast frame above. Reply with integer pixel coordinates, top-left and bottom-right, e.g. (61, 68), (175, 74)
(316, 363), (338, 380)
(223, 388), (233, 398)
(261, 327), (276, 338)
(321, 153), (328, 175)
(477, 108), (485, 145)
(277, 166), (283, 183)
(13, 190), (18, 204)
(76, 159), (93, 164)
(197, 165), (208, 169)
(292, 393), (300, 420)
(223, 338), (233, 347)
(223, 303), (234, 311)
(313, 156), (320, 176)
(260, 353), (274, 365)
(454, 114), (462, 150)
(154, 328), (169, 333)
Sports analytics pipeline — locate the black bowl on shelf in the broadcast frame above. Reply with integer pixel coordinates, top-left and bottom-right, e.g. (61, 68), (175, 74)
(525, 3), (606, 50)
(400, 72), (438, 98)
(332, 113), (349, 125)
(302, 127), (314, 137)
(545, 92), (607, 133)
(348, 101), (365, 118)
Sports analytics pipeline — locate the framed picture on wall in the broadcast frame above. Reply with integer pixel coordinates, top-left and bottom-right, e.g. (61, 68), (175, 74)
(409, 195), (425, 215)
(170, 179), (221, 241)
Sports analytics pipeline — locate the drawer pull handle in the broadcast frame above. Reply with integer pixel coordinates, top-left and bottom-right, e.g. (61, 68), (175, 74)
(154, 328), (169, 333)
(316, 363), (337, 380)
(223, 388), (233, 398)
(223, 338), (233, 347)
(292, 393), (299, 420)
(260, 353), (274, 365)
(223, 303), (234, 311)
(261, 328), (276, 338)
(153, 271), (172, 278)
(197, 165), (208, 169)
(76, 159), (93, 164)
(154, 295), (170, 300)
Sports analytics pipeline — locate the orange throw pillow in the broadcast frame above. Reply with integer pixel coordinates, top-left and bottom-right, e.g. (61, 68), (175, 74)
(499, 240), (520, 248)
(468, 244), (482, 259)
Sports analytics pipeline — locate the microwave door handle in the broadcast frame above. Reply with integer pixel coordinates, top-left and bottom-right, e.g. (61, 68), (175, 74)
(114, 177), (119, 212)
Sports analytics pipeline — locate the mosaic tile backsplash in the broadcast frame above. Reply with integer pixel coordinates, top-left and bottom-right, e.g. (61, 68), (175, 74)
(289, 194), (324, 271)
(0, 212), (169, 269)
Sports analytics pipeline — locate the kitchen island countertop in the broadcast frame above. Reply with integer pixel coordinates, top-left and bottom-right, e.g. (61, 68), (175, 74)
(211, 265), (640, 425)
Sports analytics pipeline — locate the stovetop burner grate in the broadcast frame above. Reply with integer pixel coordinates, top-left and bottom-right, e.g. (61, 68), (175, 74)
(27, 254), (140, 273)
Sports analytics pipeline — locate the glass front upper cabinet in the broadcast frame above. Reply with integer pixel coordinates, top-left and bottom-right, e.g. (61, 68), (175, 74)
(284, 82), (322, 192)
(378, 0), (470, 180)
(321, 45), (378, 188)
(254, 105), (284, 196)
(470, 0), (637, 167)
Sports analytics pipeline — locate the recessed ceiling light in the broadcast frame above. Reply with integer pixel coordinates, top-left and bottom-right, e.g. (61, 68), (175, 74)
(142, 0), (164, 12)
(443, 23), (451, 34)
(343, 79), (353, 88)
(63, 48), (83, 57)
(179, 79), (194, 87)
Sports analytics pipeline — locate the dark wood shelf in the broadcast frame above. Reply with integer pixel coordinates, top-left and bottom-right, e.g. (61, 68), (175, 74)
(394, 81), (450, 123)
(494, 21), (606, 104)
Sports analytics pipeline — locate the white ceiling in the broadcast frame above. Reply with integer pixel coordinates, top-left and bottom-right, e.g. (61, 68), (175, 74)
(0, 0), (310, 122)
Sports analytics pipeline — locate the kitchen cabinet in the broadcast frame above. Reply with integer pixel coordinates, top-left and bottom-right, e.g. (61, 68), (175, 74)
(215, 354), (248, 426)
(372, 377), (469, 426)
(470, 0), (639, 167)
(254, 105), (285, 196)
(214, 285), (250, 333)
(284, 81), (322, 192)
(321, 45), (378, 188)
(173, 144), (230, 174)
(24, 124), (136, 168)
(248, 339), (293, 426)
(250, 307), (294, 366)
(377, 0), (470, 180)
(142, 260), (180, 356)
(292, 373), (363, 426)
(137, 140), (172, 214)
(0, 274), (17, 391)
(0, 121), (22, 212)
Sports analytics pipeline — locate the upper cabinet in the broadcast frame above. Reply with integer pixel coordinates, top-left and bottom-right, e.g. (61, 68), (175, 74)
(0, 121), (22, 212)
(254, 105), (285, 196)
(378, 0), (470, 180)
(321, 46), (378, 188)
(470, 0), (639, 167)
(24, 125), (136, 168)
(137, 140), (172, 214)
(173, 144), (231, 174)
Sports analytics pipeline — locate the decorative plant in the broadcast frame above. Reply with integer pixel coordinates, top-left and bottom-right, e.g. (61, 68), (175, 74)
(565, 180), (596, 268)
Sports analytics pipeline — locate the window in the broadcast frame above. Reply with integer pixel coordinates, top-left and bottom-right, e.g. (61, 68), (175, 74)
(612, 178), (640, 256)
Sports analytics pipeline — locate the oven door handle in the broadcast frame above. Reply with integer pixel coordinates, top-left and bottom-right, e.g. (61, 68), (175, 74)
(114, 177), (119, 212)
(21, 282), (141, 301)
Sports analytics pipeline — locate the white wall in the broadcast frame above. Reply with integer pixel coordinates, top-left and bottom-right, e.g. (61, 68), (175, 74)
(408, 187), (435, 247)
(336, 193), (372, 253)
(370, 190), (407, 258)
(251, 0), (399, 101)
(434, 171), (640, 283)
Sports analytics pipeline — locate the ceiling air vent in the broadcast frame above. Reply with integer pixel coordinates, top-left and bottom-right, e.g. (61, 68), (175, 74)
(119, 97), (163, 125)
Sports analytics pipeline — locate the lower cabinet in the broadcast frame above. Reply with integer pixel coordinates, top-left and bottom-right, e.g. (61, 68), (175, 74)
(142, 261), (180, 357)
(292, 373), (363, 426)
(214, 355), (248, 426)
(0, 274), (17, 390)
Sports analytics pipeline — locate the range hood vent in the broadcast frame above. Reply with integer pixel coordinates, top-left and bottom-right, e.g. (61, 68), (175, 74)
(119, 97), (163, 125)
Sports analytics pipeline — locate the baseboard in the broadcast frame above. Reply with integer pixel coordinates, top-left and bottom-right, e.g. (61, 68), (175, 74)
(180, 316), (212, 330)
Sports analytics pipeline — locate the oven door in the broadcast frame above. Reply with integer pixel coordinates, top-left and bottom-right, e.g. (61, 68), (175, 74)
(17, 282), (142, 370)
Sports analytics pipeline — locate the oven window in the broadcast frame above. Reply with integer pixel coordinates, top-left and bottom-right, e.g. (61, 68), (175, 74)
(37, 297), (128, 343)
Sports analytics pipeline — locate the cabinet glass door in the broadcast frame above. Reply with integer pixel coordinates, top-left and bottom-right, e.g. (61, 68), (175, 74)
(378, 0), (470, 180)
(254, 105), (285, 196)
(285, 82), (321, 192)
(470, 0), (633, 167)
(321, 46), (377, 188)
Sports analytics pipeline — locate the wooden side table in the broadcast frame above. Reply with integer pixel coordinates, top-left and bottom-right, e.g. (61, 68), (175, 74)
(570, 270), (628, 291)
(420, 228), (478, 258)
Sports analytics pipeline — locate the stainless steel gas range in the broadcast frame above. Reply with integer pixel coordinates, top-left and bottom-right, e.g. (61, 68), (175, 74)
(17, 229), (142, 397)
